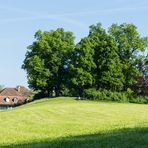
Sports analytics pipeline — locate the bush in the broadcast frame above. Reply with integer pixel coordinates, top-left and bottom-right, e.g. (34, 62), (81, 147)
(85, 88), (148, 104)
(60, 87), (71, 96)
(84, 88), (102, 100)
(129, 96), (148, 104)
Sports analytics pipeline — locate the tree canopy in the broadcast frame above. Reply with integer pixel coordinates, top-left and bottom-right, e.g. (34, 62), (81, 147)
(89, 23), (124, 91)
(109, 23), (148, 90)
(69, 37), (96, 95)
(22, 23), (148, 98)
(22, 28), (75, 96)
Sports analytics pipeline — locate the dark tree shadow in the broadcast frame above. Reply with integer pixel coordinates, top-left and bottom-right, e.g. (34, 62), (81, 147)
(2, 127), (148, 148)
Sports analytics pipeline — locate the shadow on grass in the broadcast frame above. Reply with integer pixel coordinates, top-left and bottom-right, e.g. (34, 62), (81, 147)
(3, 127), (148, 148)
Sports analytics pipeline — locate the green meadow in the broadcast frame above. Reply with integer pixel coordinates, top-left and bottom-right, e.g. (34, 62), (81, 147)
(0, 97), (148, 148)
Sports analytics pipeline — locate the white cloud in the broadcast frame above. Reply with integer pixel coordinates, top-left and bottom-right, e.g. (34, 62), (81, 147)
(0, 5), (87, 27)
(58, 5), (148, 16)
(0, 15), (87, 28)
(0, 4), (147, 26)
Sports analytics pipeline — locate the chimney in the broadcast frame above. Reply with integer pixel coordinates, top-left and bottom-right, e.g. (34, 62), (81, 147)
(17, 86), (21, 92)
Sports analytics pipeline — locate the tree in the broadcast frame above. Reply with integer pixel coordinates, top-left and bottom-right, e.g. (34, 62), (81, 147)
(0, 85), (4, 91)
(22, 28), (75, 96)
(109, 23), (148, 90)
(69, 37), (96, 96)
(89, 23), (124, 91)
(136, 55), (148, 96)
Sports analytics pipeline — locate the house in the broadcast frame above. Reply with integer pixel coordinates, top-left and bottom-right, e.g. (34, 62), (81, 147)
(16, 86), (33, 100)
(0, 87), (32, 109)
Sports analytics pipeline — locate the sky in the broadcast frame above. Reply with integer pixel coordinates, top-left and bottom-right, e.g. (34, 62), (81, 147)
(0, 0), (148, 87)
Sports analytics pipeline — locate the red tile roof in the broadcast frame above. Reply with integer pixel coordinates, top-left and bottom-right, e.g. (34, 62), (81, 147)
(0, 88), (29, 106)
(0, 88), (23, 96)
(17, 86), (32, 97)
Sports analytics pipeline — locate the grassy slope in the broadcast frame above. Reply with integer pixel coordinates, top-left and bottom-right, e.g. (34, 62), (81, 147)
(0, 97), (148, 148)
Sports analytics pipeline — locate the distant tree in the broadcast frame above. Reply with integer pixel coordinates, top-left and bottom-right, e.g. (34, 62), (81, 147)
(22, 28), (75, 97)
(109, 23), (148, 90)
(0, 85), (4, 91)
(135, 55), (148, 96)
(135, 76), (148, 96)
(89, 23), (124, 91)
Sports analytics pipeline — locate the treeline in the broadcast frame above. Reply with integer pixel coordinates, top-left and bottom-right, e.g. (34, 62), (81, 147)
(22, 23), (148, 102)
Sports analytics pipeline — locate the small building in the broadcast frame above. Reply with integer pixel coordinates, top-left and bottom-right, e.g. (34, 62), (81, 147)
(0, 87), (31, 110)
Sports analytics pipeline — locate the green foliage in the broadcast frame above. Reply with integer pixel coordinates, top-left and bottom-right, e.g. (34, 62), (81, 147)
(109, 23), (148, 90)
(85, 88), (128, 102)
(22, 28), (75, 96)
(69, 37), (96, 95)
(129, 96), (148, 104)
(85, 88), (148, 104)
(22, 23), (148, 99)
(89, 23), (124, 91)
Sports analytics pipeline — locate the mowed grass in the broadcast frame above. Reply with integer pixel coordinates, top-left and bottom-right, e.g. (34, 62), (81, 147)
(0, 97), (148, 148)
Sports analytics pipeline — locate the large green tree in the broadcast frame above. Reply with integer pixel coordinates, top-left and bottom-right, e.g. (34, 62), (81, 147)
(89, 23), (124, 91)
(69, 37), (96, 96)
(109, 23), (148, 90)
(22, 28), (75, 96)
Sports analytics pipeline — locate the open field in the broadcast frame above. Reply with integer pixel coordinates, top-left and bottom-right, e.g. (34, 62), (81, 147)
(0, 97), (148, 148)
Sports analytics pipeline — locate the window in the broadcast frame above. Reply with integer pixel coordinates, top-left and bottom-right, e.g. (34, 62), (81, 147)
(4, 97), (10, 102)
(12, 98), (18, 103)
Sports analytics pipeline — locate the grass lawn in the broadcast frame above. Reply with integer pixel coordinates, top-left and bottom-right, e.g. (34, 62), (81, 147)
(0, 97), (148, 148)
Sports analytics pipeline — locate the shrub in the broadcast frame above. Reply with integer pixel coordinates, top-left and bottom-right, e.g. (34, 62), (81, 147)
(84, 88), (99, 100)
(129, 96), (148, 104)
(85, 88), (148, 104)
(60, 87), (71, 96)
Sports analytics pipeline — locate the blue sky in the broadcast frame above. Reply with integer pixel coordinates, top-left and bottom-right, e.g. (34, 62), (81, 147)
(0, 0), (148, 87)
